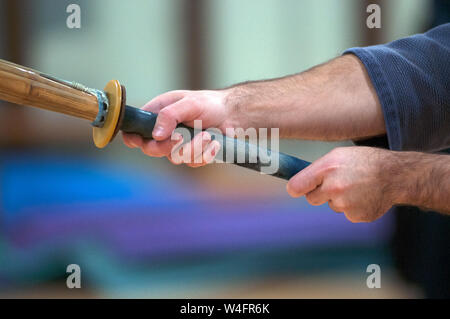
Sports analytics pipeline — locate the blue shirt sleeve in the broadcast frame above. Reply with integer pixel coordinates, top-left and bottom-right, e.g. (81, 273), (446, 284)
(344, 23), (450, 152)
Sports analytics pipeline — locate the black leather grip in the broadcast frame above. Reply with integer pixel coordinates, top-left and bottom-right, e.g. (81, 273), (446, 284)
(120, 106), (310, 180)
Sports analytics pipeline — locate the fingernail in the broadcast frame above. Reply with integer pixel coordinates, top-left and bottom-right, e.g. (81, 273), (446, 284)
(153, 126), (164, 138)
(211, 142), (220, 156)
(172, 132), (183, 142)
(203, 132), (212, 142)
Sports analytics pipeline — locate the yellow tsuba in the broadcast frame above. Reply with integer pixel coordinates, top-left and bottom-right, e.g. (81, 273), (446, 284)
(92, 80), (123, 148)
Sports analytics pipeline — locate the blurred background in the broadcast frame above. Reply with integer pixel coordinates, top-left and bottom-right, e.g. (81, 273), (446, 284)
(0, 0), (447, 298)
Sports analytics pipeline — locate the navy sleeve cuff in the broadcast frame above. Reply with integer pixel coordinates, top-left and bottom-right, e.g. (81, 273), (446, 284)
(343, 24), (450, 152)
(343, 48), (401, 151)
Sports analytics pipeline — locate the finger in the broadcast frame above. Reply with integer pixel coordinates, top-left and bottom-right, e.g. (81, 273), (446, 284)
(168, 131), (211, 165)
(305, 185), (329, 206)
(184, 132), (212, 166)
(187, 140), (220, 168)
(152, 99), (202, 141)
(141, 90), (187, 113)
(328, 200), (344, 213)
(122, 133), (144, 149)
(204, 140), (221, 164)
(141, 132), (183, 158)
(286, 163), (324, 198)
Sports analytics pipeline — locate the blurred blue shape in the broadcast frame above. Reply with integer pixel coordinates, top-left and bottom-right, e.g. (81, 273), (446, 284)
(0, 151), (393, 291)
(0, 152), (185, 223)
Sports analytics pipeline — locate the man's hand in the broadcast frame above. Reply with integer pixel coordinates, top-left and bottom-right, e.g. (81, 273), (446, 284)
(287, 146), (450, 222)
(287, 146), (396, 223)
(122, 90), (237, 166)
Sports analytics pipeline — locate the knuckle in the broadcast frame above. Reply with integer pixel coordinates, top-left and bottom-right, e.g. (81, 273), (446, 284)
(330, 183), (345, 194)
(332, 198), (349, 211)
(326, 179), (348, 194)
(184, 99), (201, 113)
(345, 211), (375, 223)
(305, 194), (320, 206)
(158, 107), (173, 118)
(320, 160), (339, 175)
(326, 147), (347, 164)
(184, 95), (198, 103)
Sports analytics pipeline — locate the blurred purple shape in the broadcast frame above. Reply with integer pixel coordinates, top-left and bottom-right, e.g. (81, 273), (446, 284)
(5, 200), (393, 260)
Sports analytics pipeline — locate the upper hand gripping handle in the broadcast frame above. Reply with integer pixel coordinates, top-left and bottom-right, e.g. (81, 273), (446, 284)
(120, 106), (310, 180)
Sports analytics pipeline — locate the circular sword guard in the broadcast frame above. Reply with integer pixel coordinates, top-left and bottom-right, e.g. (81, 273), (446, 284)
(92, 80), (124, 148)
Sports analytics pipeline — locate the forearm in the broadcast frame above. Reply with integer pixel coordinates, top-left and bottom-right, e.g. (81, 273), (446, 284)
(387, 151), (450, 214)
(225, 54), (386, 140)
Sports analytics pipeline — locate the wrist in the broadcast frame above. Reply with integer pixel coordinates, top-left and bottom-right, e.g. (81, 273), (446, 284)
(383, 151), (432, 207)
(220, 86), (250, 130)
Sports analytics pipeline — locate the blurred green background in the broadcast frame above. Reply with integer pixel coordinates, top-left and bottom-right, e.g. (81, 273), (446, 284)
(0, 0), (437, 298)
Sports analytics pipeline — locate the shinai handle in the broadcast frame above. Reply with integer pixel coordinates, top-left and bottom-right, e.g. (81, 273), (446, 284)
(120, 106), (310, 180)
(0, 59), (99, 121)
